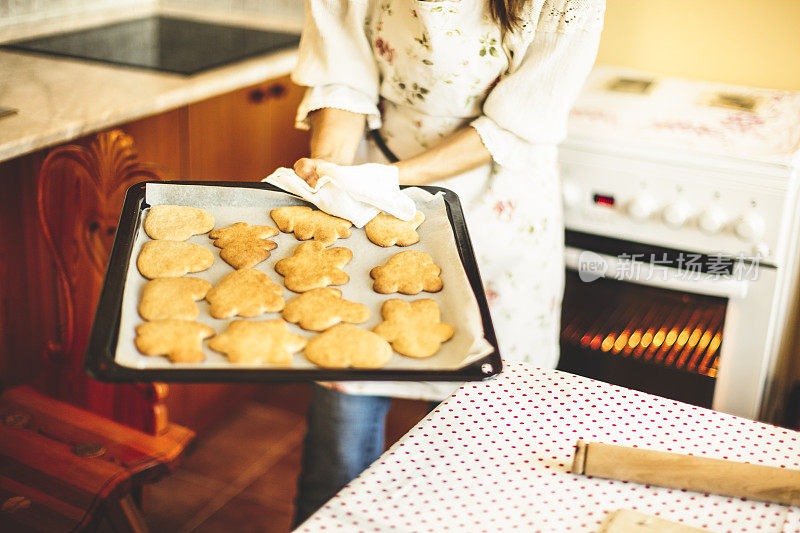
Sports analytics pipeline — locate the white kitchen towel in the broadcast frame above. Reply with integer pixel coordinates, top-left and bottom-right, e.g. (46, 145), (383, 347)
(262, 162), (416, 227)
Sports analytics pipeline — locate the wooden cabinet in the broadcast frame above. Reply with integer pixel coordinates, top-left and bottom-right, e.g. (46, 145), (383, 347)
(0, 75), (310, 435)
(187, 75), (309, 180)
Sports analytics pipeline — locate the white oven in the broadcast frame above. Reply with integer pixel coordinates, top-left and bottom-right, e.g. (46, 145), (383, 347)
(556, 66), (800, 423)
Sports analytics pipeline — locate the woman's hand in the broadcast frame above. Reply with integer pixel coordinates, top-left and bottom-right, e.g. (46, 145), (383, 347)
(293, 158), (326, 187)
(292, 108), (367, 187)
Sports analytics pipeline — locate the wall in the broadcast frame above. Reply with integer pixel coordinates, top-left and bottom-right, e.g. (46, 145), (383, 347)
(0, 0), (303, 31)
(0, 0), (152, 26)
(597, 0), (800, 90)
(163, 0), (303, 20)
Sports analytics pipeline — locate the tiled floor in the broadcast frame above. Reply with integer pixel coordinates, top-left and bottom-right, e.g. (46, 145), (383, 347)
(143, 384), (430, 533)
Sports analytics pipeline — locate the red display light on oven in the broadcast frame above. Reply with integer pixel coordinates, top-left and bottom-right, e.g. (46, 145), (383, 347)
(593, 193), (616, 207)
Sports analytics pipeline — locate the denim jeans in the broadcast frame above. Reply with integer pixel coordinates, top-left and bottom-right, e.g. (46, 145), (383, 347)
(293, 384), (392, 526)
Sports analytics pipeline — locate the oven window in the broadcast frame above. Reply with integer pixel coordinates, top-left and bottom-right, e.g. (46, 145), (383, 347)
(558, 270), (727, 408)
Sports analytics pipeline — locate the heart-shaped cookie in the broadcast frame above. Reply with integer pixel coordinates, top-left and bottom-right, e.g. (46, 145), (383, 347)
(137, 240), (214, 279)
(144, 205), (215, 241)
(304, 324), (392, 369)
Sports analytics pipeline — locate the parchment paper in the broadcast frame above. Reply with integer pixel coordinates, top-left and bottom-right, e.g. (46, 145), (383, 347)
(114, 183), (493, 372)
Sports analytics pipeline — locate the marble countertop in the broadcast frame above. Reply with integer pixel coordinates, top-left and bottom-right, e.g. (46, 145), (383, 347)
(0, 5), (303, 163)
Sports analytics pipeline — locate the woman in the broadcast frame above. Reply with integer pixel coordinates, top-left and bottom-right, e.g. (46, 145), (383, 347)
(290, 0), (605, 523)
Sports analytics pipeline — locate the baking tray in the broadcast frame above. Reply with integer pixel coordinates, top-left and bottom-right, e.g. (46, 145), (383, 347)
(86, 181), (502, 382)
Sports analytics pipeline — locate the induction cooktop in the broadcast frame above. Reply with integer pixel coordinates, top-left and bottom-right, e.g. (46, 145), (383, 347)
(1, 16), (300, 75)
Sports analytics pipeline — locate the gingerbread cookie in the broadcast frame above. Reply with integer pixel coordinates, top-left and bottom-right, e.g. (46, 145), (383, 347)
(135, 319), (214, 363)
(370, 250), (443, 294)
(209, 222), (279, 269)
(137, 240), (214, 279)
(208, 319), (306, 365)
(144, 205), (215, 241)
(274, 241), (352, 292)
(282, 288), (370, 331)
(304, 324), (392, 369)
(373, 299), (454, 358)
(365, 211), (425, 247)
(138, 277), (212, 321)
(270, 206), (352, 246)
(205, 268), (284, 319)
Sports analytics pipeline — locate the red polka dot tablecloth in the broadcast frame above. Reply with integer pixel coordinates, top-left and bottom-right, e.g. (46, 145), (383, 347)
(297, 362), (800, 533)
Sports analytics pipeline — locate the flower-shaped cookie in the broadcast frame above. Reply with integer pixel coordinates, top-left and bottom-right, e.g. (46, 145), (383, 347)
(205, 268), (285, 319)
(135, 319), (215, 363)
(209, 222), (279, 269)
(370, 250), (443, 295)
(282, 288), (370, 331)
(144, 205), (215, 241)
(373, 299), (454, 358)
(138, 277), (212, 321)
(209, 319), (306, 365)
(270, 206), (352, 246)
(274, 241), (352, 292)
(365, 211), (425, 247)
(304, 324), (392, 369)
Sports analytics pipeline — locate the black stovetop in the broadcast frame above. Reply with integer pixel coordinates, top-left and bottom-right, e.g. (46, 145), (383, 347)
(2, 16), (300, 75)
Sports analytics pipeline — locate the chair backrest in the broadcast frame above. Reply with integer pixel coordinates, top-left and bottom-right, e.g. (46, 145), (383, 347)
(36, 130), (168, 434)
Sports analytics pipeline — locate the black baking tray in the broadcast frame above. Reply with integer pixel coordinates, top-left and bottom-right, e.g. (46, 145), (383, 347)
(85, 181), (502, 382)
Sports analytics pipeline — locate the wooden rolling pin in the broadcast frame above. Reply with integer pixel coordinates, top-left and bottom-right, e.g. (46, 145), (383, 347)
(571, 440), (800, 506)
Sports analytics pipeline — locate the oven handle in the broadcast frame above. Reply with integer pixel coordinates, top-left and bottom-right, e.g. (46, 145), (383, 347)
(564, 247), (750, 299)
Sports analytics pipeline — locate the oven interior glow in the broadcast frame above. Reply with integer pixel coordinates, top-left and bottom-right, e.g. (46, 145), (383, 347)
(593, 193), (615, 207)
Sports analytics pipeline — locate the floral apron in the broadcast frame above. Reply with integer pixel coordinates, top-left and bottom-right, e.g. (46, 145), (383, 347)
(341, 0), (565, 400)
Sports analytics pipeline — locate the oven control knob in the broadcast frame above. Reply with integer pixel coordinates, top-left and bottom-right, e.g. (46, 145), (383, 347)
(734, 213), (766, 242)
(627, 194), (656, 221)
(662, 202), (692, 228)
(562, 181), (581, 210)
(697, 207), (727, 235)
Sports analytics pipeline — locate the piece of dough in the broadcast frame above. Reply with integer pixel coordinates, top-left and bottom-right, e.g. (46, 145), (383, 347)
(135, 319), (214, 363)
(144, 205), (214, 241)
(137, 240), (214, 279)
(304, 324), (392, 369)
(370, 250), (443, 295)
(282, 288), (370, 331)
(365, 211), (425, 247)
(270, 206), (352, 246)
(208, 319), (307, 365)
(205, 268), (285, 319)
(274, 241), (352, 292)
(138, 277), (212, 321)
(373, 299), (454, 358)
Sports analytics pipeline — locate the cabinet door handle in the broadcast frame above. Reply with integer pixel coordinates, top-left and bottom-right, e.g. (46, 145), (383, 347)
(268, 84), (286, 98)
(248, 88), (268, 103)
(248, 84), (286, 104)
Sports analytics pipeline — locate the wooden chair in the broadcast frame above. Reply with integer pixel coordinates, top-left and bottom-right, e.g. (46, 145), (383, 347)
(0, 131), (193, 532)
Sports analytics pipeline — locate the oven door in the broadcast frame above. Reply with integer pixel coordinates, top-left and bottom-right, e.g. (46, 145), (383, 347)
(558, 231), (773, 415)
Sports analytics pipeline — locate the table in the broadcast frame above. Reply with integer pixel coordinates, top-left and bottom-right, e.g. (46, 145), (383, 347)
(297, 362), (800, 532)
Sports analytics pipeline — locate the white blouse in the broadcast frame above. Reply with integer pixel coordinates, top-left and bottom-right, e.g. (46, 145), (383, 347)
(292, 0), (605, 170)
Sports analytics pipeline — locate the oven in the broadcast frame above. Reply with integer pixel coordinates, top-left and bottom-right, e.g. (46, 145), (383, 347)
(555, 67), (800, 423)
